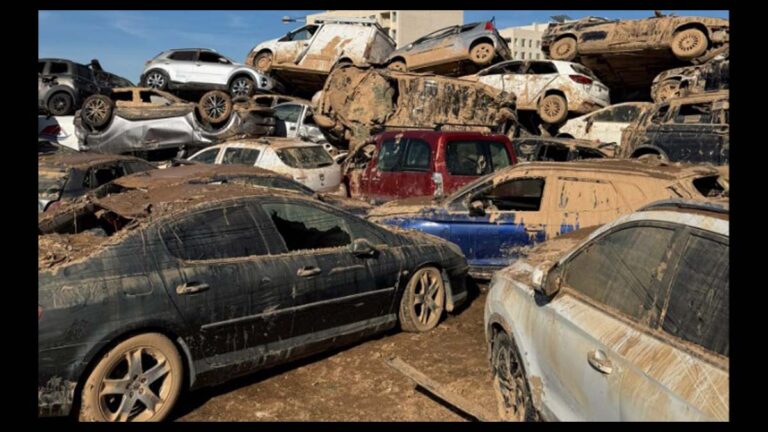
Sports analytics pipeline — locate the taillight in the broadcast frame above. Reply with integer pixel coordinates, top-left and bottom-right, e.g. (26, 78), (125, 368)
(569, 74), (593, 85)
(38, 306), (43, 320)
(485, 21), (494, 31)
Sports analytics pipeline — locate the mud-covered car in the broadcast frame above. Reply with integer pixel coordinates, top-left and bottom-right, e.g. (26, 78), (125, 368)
(556, 102), (653, 145)
(512, 136), (616, 161)
(246, 18), (396, 95)
(38, 182), (468, 421)
(38, 152), (155, 212)
(384, 20), (512, 75)
(543, 14), (729, 63)
(485, 200), (728, 421)
(74, 87), (276, 155)
(621, 90), (729, 165)
(313, 65), (520, 151)
(368, 159), (728, 278)
(462, 59), (609, 125)
(651, 48), (729, 102)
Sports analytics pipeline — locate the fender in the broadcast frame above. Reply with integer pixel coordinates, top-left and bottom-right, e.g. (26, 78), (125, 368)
(45, 85), (77, 105)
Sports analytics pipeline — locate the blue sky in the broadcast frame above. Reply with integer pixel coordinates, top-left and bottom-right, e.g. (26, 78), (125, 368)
(39, 10), (728, 83)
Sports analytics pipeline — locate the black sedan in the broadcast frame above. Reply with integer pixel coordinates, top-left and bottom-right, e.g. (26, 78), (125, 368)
(38, 182), (468, 421)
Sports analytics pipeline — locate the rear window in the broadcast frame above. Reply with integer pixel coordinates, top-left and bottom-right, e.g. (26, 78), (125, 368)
(276, 147), (333, 169)
(570, 64), (599, 80)
(222, 148), (261, 166)
(446, 140), (511, 176)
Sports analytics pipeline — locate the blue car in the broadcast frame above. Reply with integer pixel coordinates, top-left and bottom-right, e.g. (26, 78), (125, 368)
(368, 159), (725, 278)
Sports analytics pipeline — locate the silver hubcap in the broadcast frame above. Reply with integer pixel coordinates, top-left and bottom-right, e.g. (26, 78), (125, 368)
(146, 73), (165, 88)
(84, 99), (108, 123)
(494, 342), (527, 421)
(203, 95), (227, 121)
(411, 269), (444, 327)
(98, 347), (172, 422)
(51, 95), (68, 111)
(231, 79), (251, 97)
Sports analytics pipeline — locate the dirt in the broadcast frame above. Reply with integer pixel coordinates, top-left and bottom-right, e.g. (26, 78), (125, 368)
(174, 287), (500, 422)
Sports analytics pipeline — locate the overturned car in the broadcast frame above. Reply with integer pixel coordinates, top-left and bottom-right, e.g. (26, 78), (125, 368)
(651, 48), (729, 102)
(313, 65), (520, 151)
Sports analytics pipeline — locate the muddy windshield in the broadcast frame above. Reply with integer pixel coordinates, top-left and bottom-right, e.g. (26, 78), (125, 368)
(39, 169), (68, 199)
(277, 147), (334, 169)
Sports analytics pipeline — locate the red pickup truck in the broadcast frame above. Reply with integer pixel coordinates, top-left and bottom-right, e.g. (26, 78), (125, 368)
(341, 130), (517, 204)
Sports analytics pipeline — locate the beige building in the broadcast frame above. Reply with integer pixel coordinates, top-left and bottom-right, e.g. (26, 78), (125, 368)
(498, 23), (547, 61)
(306, 10), (464, 48)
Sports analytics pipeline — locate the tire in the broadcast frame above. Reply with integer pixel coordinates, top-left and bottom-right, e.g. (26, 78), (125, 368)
(398, 266), (446, 332)
(549, 36), (577, 61)
(254, 52), (273, 72)
(538, 94), (568, 125)
(469, 42), (495, 65)
(491, 331), (537, 422)
(47, 92), (73, 116)
(81, 94), (114, 129)
(387, 60), (407, 72)
(671, 28), (708, 60)
(198, 90), (233, 124)
(142, 69), (169, 91)
(229, 76), (254, 98)
(79, 333), (183, 422)
(654, 79), (681, 102)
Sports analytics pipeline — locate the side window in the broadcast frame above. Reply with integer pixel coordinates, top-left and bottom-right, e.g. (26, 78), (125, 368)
(649, 105), (670, 124)
(489, 142), (512, 170)
(673, 102), (713, 124)
(262, 202), (352, 251)
(199, 51), (227, 63)
(662, 233), (729, 356)
(169, 51), (197, 61)
(446, 141), (489, 175)
(401, 139), (431, 171)
(189, 148), (220, 164)
(376, 138), (406, 172)
(139, 91), (172, 105)
(539, 144), (571, 161)
(477, 178), (544, 211)
(563, 225), (677, 324)
(162, 205), (268, 261)
(283, 25), (319, 42)
(49, 62), (68, 74)
(84, 165), (125, 189)
(222, 148), (261, 166)
(557, 178), (619, 212)
(502, 62), (524, 74)
(513, 140), (540, 161)
(273, 104), (303, 123)
(527, 62), (557, 74)
(39, 61), (47, 74)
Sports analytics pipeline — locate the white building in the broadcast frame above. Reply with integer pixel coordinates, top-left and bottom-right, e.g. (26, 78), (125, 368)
(498, 23), (548, 61)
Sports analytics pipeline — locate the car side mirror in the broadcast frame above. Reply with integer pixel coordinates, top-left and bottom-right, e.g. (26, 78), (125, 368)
(531, 262), (561, 296)
(469, 200), (486, 216)
(351, 238), (377, 257)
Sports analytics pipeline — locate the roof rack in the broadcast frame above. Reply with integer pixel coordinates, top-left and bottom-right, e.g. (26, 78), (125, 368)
(638, 199), (728, 214)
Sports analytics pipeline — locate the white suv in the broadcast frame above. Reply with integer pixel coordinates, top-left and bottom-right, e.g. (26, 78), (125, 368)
(141, 48), (279, 97)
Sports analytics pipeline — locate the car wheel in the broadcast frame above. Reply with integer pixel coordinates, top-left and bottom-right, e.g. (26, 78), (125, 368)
(198, 90), (233, 124)
(47, 92), (73, 116)
(229, 76), (254, 98)
(81, 94), (114, 129)
(654, 79), (681, 102)
(254, 52), (273, 72)
(142, 70), (169, 91)
(399, 266), (446, 332)
(538, 94), (568, 125)
(469, 42), (495, 65)
(387, 60), (407, 72)
(491, 331), (537, 422)
(671, 28), (708, 60)
(79, 333), (183, 422)
(549, 36), (577, 61)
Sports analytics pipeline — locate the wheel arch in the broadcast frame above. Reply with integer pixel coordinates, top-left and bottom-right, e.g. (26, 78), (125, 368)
(143, 67), (171, 84)
(631, 145), (668, 160)
(226, 69), (258, 88)
(45, 86), (77, 106)
(538, 88), (568, 107)
(673, 22), (712, 39)
(470, 36), (496, 51)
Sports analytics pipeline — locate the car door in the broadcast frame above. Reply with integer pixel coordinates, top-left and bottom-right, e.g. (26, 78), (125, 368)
(275, 25), (320, 65)
(405, 26), (459, 69)
(273, 103), (305, 137)
(498, 62), (529, 107)
(619, 227), (729, 420)
(365, 137), (434, 204)
(657, 99), (727, 164)
(533, 222), (685, 420)
(156, 201), (295, 367)
(525, 61), (559, 104)
(582, 103), (643, 144)
(553, 176), (628, 234)
(196, 51), (233, 85)
(165, 50), (199, 83)
(259, 199), (392, 353)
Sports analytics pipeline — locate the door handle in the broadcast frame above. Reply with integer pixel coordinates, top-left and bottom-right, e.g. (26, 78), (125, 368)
(297, 266), (322, 277)
(176, 282), (210, 295)
(587, 349), (613, 375)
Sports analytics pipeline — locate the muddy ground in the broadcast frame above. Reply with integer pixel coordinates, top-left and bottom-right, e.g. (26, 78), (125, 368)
(174, 284), (500, 421)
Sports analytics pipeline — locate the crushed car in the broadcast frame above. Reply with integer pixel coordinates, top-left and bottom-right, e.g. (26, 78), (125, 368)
(340, 130), (517, 203)
(485, 200), (728, 421)
(556, 101), (653, 145)
(141, 48), (280, 97)
(621, 90), (729, 164)
(368, 159), (728, 278)
(461, 59), (609, 125)
(74, 87), (276, 157)
(651, 48), (729, 102)
(246, 17), (396, 95)
(512, 136), (616, 161)
(383, 20), (512, 75)
(187, 137), (341, 193)
(313, 65), (520, 151)
(38, 152), (155, 212)
(39, 181), (468, 421)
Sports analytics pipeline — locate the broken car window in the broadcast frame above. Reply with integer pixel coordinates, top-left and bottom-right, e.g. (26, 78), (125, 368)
(564, 225), (676, 325)
(273, 104), (303, 123)
(662, 233), (729, 357)
(649, 105), (670, 124)
(163, 204), (268, 261)
(276, 147), (334, 169)
(222, 148), (261, 166)
(262, 202), (352, 252)
(477, 178), (544, 211)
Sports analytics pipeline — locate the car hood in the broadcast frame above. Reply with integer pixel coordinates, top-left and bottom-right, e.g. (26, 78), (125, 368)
(367, 195), (442, 219)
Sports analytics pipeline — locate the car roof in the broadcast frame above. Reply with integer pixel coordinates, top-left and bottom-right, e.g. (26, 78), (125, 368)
(513, 136), (614, 149)
(39, 58), (80, 64)
(493, 158), (720, 181)
(111, 164), (284, 190)
(210, 137), (325, 150)
(375, 130), (510, 141)
(39, 152), (143, 170)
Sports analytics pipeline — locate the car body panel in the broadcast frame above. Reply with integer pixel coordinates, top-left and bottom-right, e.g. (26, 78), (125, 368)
(558, 102), (653, 145)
